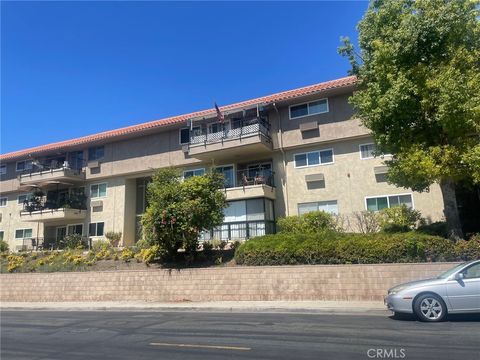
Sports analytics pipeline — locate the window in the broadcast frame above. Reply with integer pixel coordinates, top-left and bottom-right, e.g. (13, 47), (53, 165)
(0, 197), (6, 207)
(90, 183), (107, 198)
(67, 224), (83, 235)
(0, 164), (6, 175)
(136, 177), (151, 215)
(88, 146), (104, 161)
(294, 149), (334, 168)
(298, 200), (338, 215)
(183, 168), (205, 179)
(462, 263), (480, 279)
(360, 143), (376, 159)
(208, 121), (230, 134)
(359, 143), (392, 159)
(289, 99), (329, 119)
(0, 231), (4, 241)
(16, 160), (33, 172)
(215, 165), (235, 188)
(17, 194), (32, 205)
(366, 194), (413, 212)
(180, 126), (202, 144)
(223, 199), (270, 222)
(15, 228), (32, 239)
(89, 222), (105, 237)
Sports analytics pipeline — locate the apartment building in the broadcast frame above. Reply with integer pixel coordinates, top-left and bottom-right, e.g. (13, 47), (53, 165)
(0, 76), (445, 250)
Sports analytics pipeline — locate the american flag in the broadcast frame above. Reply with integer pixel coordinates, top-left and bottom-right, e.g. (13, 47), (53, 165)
(214, 102), (224, 123)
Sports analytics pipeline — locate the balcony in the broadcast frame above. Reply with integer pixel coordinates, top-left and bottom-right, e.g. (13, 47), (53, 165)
(19, 162), (85, 187)
(223, 168), (276, 201)
(187, 117), (273, 161)
(20, 192), (87, 223)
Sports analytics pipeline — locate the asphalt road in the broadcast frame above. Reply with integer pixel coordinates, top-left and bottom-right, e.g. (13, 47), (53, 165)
(1, 311), (479, 360)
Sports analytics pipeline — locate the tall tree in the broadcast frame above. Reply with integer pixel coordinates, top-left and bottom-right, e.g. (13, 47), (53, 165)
(339, 0), (480, 239)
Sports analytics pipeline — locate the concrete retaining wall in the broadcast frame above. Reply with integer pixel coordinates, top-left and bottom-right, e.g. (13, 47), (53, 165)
(0, 263), (458, 302)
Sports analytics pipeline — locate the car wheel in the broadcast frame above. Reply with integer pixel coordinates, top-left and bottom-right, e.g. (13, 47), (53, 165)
(414, 294), (447, 322)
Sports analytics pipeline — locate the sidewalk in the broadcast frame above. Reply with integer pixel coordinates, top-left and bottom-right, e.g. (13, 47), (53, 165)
(1, 300), (387, 315)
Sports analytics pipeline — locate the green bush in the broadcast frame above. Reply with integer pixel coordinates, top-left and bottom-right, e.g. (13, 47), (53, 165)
(454, 234), (480, 261)
(58, 234), (88, 250)
(0, 240), (9, 252)
(416, 222), (448, 238)
(277, 211), (337, 234)
(378, 205), (423, 233)
(92, 240), (112, 252)
(234, 231), (473, 266)
(105, 231), (122, 247)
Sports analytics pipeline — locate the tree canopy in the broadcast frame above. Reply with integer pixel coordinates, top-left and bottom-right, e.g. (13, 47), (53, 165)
(141, 168), (227, 260)
(339, 0), (480, 238)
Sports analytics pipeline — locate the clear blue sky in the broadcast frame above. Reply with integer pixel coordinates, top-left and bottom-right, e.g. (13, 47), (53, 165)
(1, 1), (367, 154)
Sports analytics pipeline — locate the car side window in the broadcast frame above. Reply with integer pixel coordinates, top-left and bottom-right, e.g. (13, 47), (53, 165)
(462, 264), (480, 279)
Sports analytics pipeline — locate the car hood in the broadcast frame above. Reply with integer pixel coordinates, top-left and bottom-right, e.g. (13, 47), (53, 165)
(388, 278), (445, 293)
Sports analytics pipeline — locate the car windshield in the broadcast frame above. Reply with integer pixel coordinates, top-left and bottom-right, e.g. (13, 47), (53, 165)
(437, 263), (467, 279)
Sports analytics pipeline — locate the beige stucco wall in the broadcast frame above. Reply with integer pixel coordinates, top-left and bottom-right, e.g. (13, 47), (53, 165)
(281, 137), (445, 224)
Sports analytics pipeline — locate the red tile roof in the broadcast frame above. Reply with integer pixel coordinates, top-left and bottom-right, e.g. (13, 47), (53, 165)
(0, 76), (356, 161)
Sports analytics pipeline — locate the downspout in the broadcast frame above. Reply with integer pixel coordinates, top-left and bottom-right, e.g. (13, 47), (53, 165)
(273, 102), (290, 216)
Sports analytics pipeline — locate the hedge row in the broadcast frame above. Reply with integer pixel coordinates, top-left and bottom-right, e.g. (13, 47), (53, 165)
(234, 232), (480, 266)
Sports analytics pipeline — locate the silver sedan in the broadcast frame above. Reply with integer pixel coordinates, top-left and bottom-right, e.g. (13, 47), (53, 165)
(385, 260), (480, 322)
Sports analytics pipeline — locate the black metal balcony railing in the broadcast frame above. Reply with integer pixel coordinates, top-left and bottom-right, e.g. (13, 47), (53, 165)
(189, 117), (270, 145)
(21, 194), (87, 213)
(19, 159), (86, 176)
(234, 168), (275, 188)
(201, 220), (275, 241)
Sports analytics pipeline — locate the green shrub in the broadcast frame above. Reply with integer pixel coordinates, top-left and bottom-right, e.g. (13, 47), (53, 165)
(120, 248), (135, 262)
(277, 211), (337, 234)
(208, 239), (227, 250)
(105, 231), (122, 247)
(416, 222), (448, 238)
(135, 245), (166, 265)
(0, 240), (9, 252)
(234, 231), (471, 266)
(202, 241), (213, 252)
(454, 234), (480, 260)
(58, 234), (88, 250)
(92, 240), (112, 252)
(378, 205), (423, 233)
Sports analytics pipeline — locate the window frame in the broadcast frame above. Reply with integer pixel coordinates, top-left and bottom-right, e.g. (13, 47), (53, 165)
(359, 143), (392, 160)
(183, 168), (206, 179)
(15, 160), (33, 172)
(461, 263), (480, 279)
(15, 228), (33, 239)
(179, 126), (202, 145)
(289, 98), (329, 120)
(298, 200), (339, 215)
(0, 164), (6, 175)
(89, 222), (105, 237)
(359, 143), (376, 160)
(364, 193), (414, 212)
(0, 197), (7, 207)
(90, 183), (107, 199)
(215, 164), (236, 188)
(67, 223), (84, 236)
(294, 148), (334, 168)
(207, 120), (231, 134)
(17, 194), (31, 205)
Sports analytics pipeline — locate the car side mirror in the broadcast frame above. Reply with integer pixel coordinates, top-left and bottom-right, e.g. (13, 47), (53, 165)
(454, 272), (464, 280)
